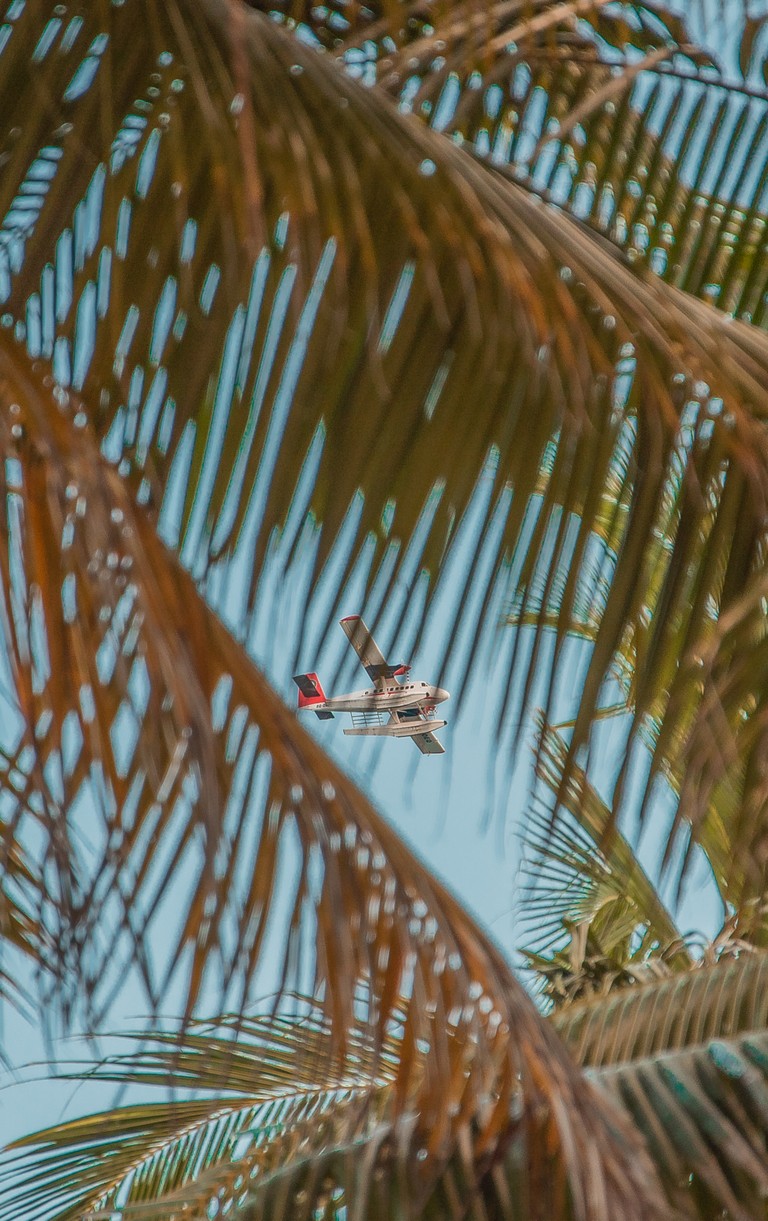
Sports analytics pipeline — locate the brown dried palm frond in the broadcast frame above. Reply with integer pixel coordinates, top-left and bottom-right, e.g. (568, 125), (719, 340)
(276, 0), (768, 323)
(0, 334), (667, 1218)
(4, 0), (768, 887)
(0, 781), (47, 1015)
(262, 0), (696, 77)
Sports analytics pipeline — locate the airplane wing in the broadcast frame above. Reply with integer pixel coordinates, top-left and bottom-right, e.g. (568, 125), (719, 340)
(413, 730), (445, 755)
(339, 616), (394, 689)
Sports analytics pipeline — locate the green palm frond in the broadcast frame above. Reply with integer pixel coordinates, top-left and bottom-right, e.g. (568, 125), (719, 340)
(0, 1011), (400, 1221)
(11, 1102), (601, 1221)
(0, 1000), (665, 1221)
(519, 701), (766, 1013)
(556, 944), (768, 1067)
(519, 807), (687, 986)
(556, 949), (768, 1220)
(505, 435), (685, 720)
(517, 721), (689, 1006)
(530, 721), (694, 918)
(11, 952), (768, 1221)
(531, 658), (755, 923)
(524, 768), (683, 956)
(15, 952), (768, 1221)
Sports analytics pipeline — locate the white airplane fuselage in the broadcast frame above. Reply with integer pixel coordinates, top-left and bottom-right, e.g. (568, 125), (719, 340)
(317, 680), (449, 715)
(293, 616), (450, 754)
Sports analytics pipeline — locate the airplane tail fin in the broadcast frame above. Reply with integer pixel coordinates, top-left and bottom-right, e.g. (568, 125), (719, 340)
(293, 673), (333, 719)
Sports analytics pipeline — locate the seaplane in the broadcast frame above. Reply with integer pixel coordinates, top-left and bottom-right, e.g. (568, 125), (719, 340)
(293, 616), (450, 755)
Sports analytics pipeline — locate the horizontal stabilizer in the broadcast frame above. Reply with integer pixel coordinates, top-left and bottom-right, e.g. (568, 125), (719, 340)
(413, 730), (444, 755)
(314, 709), (334, 720)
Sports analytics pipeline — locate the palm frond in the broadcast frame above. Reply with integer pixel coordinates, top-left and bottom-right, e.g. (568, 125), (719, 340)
(532, 640), (761, 923)
(1, 1000), (666, 1221)
(556, 949), (768, 1220)
(490, 48), (768, 325)
(517, 721), (689, 1007)
(5, 0), (768, 889)
(0, 334), (668, 1218)
(14, 952), (768, 1221)
(518, 813), (687, 1008)
(0, 1010), (399, 1221)
(0, 730), (53, 1014)
(5, 5), (768, 1215)
(283, 0), (768, 324)
(529, 723), (692, 940)
(557, 944), (768, 1067)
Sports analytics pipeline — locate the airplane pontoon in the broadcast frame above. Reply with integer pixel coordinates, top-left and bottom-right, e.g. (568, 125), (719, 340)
(293, 616), (450, 755)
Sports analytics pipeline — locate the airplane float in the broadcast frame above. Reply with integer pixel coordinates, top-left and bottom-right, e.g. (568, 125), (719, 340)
(293, 616), (450, 755)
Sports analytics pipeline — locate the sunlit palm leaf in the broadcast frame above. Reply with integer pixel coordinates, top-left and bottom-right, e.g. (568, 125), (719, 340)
(528, 722), (691, 940)
(505, 448), (682, 716)
(0, 335), (667, 1218)
(531, 663), (755, 923)
(556, 949), (768, 1220)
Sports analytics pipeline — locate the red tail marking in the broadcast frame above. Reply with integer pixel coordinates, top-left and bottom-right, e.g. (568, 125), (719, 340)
(295, 672), (327, 708)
